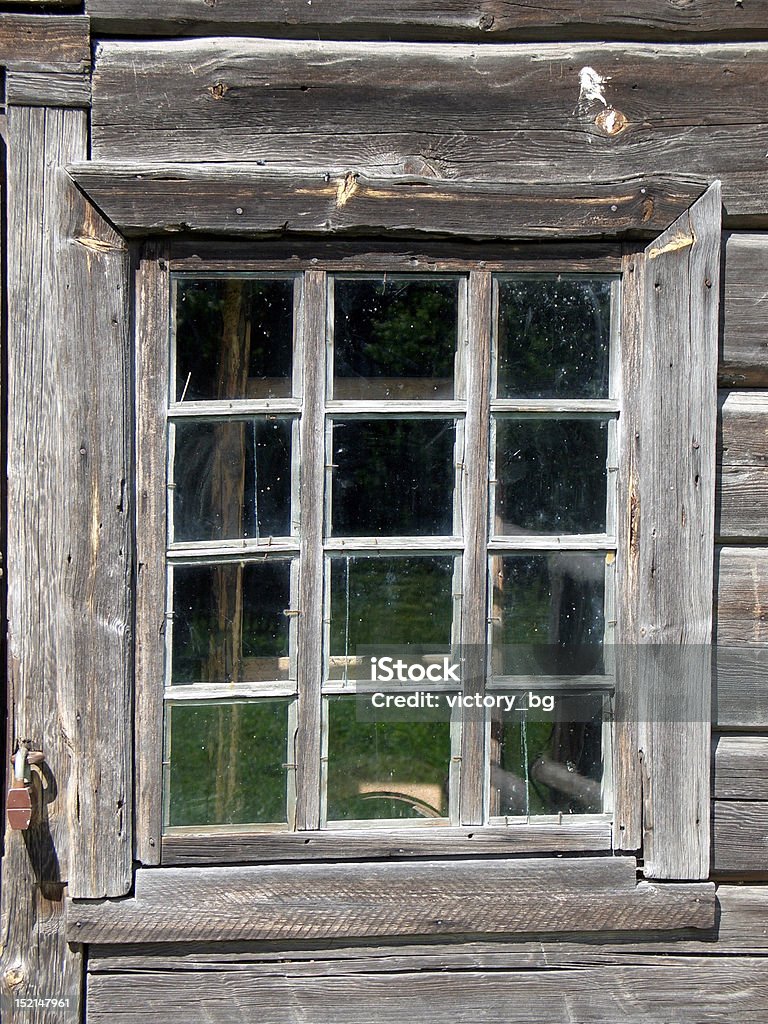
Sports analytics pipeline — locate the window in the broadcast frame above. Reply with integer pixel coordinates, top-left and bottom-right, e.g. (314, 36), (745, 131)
(149, 254), (622, 843)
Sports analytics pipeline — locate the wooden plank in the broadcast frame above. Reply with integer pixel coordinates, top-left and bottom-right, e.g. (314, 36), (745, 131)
(718, 391), (768, 539)
(713, 801), (768, 874)
(0, 14), (89, 72)
(68, 164), (706, 240)
(714, 645), (768, 728)
(6, 71), (91, 108)
(161, 823), (612, 865)
(82, 0), (768, 42)
(721, 234), (768, 388)
(84, 956), (768, 1024)
(714, 735), (768, 799)
(715, 545), (768, 646)
(634, 184), (721, 880)
(66, 858), (715, 944)
(88, 39), (768, 220)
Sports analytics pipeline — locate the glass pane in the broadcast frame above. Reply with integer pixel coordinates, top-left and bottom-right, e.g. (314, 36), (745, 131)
(333, 277), (458, 399)
(497, 277), (612, 399)
(172, 418), (292, 542)
(166, 699), (290, 827)
(489, 691), (606, 815)
(171, 560), (292, 685)
(326, 696), (451, 821)
(174, 277), (294, 402)
(331, 419), (456, 536)
(491, 553), (607, 675)
(494, 417), (609, 535)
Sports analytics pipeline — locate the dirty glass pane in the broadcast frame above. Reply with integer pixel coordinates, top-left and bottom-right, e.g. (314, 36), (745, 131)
(489, 691), (606, 815)
(326, 696), (451, 821)
(331, 419), (456, 536)
(166, 699), (290, 827)
(490, 553), (607, 675)
(494, 417), (609, 535)
(329, 556), (454, 679)
(333, 277), (458, 399)
(173, 277), (294, 402)
(497, 278), (612, 398)
(172, 417), (292, 542)
(171, 560), (292, 685)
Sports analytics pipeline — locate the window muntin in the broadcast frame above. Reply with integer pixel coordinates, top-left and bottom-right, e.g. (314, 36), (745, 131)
(162, 267), (619, 835)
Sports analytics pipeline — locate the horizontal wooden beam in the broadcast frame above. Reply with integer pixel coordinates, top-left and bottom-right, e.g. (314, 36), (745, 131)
(713, 801), (768, 874)
(66, 858), (715, 943)
(721, 234), (768, 387)
(69, 164), (707, 239)
(0, 14), (89, 72)
(6, 70), (91, 108)
(714, 735), (768, 800)
(85, 0), (768, 43)
(718, 391), (768, 539)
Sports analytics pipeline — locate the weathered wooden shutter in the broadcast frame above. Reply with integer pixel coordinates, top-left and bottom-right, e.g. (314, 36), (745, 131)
(622, 182), (721, 880)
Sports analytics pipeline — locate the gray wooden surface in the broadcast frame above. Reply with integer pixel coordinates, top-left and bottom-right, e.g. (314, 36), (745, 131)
(718, 391), (768, 538)
(721, 234), (768, 386)
(6, 70), (91, 107)
(0, 14), (89, 71)
(713, 802), (768, 874)
(713, 735), (768, 799)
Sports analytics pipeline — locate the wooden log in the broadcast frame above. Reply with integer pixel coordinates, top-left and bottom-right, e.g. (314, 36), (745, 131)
(713, 801), (768, 874)
(714, 735), (768, 799)
(68, 164), (708, 239)
(715, 545), (768, 646)
(721, 234), (768, 387)
(83, 956), (767, 1024)
(0, 14), (89, 72)
(66, 858), (715, 944)
(717, 391), (768, 539)
(83, 1), (768, 43)
(6, 70), (91, 108)
(89, 39), (768, 221)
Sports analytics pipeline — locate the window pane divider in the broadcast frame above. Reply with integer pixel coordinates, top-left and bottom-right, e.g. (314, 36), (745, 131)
(168, 399), (302, 417)
(324, 536), (463, 552)
(325, 401), (465, 415)
(491, 399), (619, 414)
(167, 540), (300, 560)
(487, 675), (614, 692)
(166, 683), (299, 701)
(487, 535), (616, 551)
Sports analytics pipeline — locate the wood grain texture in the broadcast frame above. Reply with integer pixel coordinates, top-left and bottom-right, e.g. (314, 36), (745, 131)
(713, 735), (768, 799)
(721, 234), (768, 387)
(0, 14), (89, 72)
(83, 955), (768, 1024)
(161, 823), (612, 865)
(66, 858), (715, 944)
(713, 801), (768, 874)
(6, 71), (91, 108)
(717, 391), (768, 539)
(635, 184), (721, 879)
(713, 646), (768, 728)
(89, 39), (768, 220)
(715, 545), (768, 646)
(82, 0), (768, 41)
(68, 164), (705, 240)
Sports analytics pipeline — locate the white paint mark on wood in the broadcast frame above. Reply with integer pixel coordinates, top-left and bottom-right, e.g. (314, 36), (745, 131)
(578, 66), (609, 110)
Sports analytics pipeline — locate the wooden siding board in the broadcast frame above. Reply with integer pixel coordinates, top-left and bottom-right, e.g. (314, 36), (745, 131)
(84, 957), (767, 1024)
(713, 801), (768, 873)
(713, 735), (768, 799)
(83, 2), (768, 43)
(721, 234), (768, 387)
(718, 391), (768, 538)
(66, 859), (715, 944)
(0, 14), (89, 72)
(6, 71), (92, 109)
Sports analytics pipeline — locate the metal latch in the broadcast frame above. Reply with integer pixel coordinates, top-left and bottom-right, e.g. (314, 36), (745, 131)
(7, 743), (45, 831)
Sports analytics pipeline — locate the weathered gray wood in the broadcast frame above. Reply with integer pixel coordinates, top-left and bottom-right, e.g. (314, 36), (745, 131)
(161, 823), (612, 865)
(721, 234), (768, 387)
(634, 184), (721, 879)
(6, 71), (91, 108)
(714, 735), (768, 799)
(713, 801), (768, 874)
(84, 955), (768, 1024)
(82, 0), (768, 42)
(88, 40), (768, 220)
(295, 271), (325, 830)
(134, 246), (170, 865)
(0, 14), (89, 72)
(460, 272), (491, 824)
(717, 391), (768, 539)
(69, 164), (706, 240)
(66, 857), (715, 944)
(715, 545), (768, 646)
(714, 646), (768, 728)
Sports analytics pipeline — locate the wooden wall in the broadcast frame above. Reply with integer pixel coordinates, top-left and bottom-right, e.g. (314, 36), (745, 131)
(1, 4), (768, 1022)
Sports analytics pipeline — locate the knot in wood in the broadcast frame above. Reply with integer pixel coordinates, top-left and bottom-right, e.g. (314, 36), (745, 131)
(209, 81), (229, 100)
(478, 12), (495, 31)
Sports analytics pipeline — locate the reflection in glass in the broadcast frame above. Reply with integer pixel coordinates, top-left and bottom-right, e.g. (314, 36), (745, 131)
(489, 691), (606, 815)
(497, 278), (612, 398)
(333, 277), (458, 399)
(331, 419), (456, 536)
(491, 553), (607, 675)
(171, 560), (292, 684)
(494, 417), (608, 535)
(330, 555), (454, 653)
(174, 277), (294, 402)
(326, 697), (451, 821)
(166, 699), (290, 827)
(173, 418), (292, 542)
